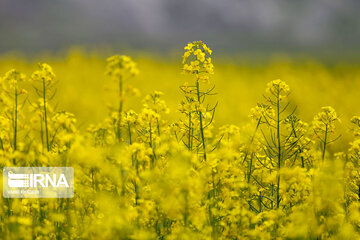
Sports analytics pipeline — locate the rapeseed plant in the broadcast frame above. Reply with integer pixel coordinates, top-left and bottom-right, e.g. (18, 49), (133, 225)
(106, 55), (139, 142)
(31, 63), (56, 152)
(0, 42), (360, 239)
(180, 41), (215, 161)
(313, 106), (341, 161)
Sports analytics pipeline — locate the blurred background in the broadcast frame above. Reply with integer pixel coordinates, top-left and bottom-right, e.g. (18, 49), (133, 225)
(1, 0), (359, 57)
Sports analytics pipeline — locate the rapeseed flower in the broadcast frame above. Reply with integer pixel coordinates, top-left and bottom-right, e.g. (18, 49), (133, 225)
(0, 42), (359, 240)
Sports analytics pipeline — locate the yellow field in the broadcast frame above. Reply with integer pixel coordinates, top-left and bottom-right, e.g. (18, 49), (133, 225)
(1, 50), (359, 149)
(1, 42), (360, 239)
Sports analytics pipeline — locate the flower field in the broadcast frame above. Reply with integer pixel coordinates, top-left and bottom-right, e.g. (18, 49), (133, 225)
(1, 41), (360, 239)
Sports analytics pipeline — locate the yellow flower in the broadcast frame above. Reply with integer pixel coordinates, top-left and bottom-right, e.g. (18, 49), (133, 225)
(350, 116), (360, 137)
(266, 79), (290, 100)
(313, 106), (339, 133)
(3, 69), (26, 90)
(106, 55), (139, 78)
(31, 63), (56, 84)
(182, 41), (214, 76)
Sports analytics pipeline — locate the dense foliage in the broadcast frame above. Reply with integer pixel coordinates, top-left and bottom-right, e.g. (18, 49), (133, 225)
(0, 41), (360, 239)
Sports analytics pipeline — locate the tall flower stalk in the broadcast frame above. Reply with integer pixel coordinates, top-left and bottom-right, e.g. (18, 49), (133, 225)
(313, 106), (340, 161)
(252, 79), (295, 209)
(106, 55), (139, 142)
(180, 41), (215, 161)
(267, 80), (291, 208)
(31, 63), (56, 152)
(2, 69), (27, 152)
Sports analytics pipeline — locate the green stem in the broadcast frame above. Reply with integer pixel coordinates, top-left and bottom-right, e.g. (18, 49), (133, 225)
(156, 119), (161, 136)
(91, 169), (96, 190)
(134, 153), (139, 206)
(149, 122), (156, 168)
(117, 76), (123, 141)
(196, 80), (207, 161)
(188, 112), (192, 150)
(259, 191), (263, 212)
(322, 124), (328, 161)
(149, 122), (153, 148)
(40, 115), (44, 153)
(13, 88), (18, 151)
(291, 121), (305, 168)
(247, 153), (254, 183)
(244, 118), (261, 181)
(128, 123), (132, 145)
(42, 78), (50, 151)
(276, 91), (281, 208)
(0, 137), (4, 150)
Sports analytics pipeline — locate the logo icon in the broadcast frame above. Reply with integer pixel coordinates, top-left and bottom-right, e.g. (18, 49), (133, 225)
(8, 172), (30, 188)
(3, 167), (74, 198)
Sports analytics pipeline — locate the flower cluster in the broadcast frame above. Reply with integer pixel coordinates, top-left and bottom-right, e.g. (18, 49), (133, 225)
(313, 106), (339, 133)
(0, 42), (359, 240)
(31, 63), (56, 84)
(106, 55), (139, 79)
(3, 69), (26, 90)
(182, 41), (214, 83)
(350, 116), (360, 137)
(266, 79), (290, 101)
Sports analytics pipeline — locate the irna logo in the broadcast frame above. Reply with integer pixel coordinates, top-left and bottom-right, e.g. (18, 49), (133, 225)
(8, 172), (69, 188)
(3, 167), (74, 198)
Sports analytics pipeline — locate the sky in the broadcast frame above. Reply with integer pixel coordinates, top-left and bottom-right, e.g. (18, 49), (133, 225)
(0, 0), (359, 54)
